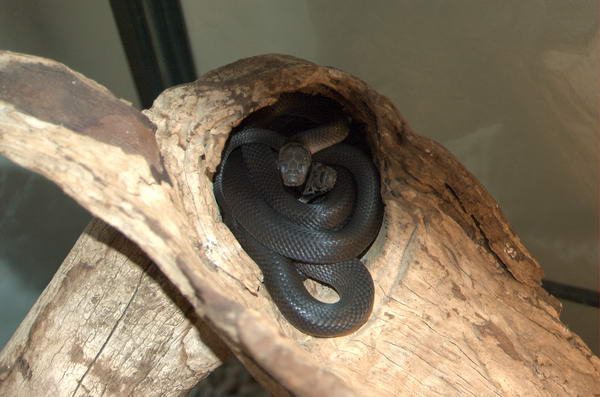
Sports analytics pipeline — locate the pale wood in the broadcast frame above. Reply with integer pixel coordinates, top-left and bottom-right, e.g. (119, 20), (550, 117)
(0, 218), (227, 396)
(0, 50), (599, 396)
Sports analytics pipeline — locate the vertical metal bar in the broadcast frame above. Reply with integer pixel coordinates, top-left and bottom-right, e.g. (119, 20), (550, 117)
(144, 0), (197, 87)
(109, 0), (163, 108)
(109, 0), (196, 109)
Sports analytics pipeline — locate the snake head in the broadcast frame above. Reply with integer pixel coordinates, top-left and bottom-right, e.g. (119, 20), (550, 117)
(303, 162), (337, 196)
(278, 142), (311, 187)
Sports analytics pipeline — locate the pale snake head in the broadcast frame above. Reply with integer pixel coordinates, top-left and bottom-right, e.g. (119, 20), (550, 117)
(278, 142), (312, 187)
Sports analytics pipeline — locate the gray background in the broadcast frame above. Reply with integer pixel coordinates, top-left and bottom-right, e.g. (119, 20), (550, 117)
(1, 0), (598, 355)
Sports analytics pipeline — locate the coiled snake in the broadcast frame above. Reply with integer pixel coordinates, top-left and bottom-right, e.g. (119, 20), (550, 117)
(213, 94), (383, 337)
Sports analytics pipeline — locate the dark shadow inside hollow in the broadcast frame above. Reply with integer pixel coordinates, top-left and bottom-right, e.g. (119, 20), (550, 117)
(216, 91), (385, 305)
(237, 92), (375, 159)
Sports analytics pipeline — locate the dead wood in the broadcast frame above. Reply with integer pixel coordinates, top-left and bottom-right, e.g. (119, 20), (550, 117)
(0, 50), (598, 396)
(0, 217), (227, 396)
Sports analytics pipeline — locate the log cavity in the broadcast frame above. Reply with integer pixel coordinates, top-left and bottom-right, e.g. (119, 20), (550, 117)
(218, 91), (388, 303)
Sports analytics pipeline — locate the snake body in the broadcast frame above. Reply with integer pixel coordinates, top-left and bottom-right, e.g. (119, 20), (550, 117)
(213, 94), (383, 337)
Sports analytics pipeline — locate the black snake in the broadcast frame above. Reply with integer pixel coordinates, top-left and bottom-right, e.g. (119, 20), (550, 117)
(213, 94), (383, 337)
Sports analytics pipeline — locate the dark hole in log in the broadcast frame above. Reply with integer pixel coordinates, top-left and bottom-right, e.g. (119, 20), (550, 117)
(215, 91), (386, 303)
(236, 92), (374, 158)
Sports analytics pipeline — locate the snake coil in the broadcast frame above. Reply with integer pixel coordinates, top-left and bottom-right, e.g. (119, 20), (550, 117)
(213, 94), (383, 337)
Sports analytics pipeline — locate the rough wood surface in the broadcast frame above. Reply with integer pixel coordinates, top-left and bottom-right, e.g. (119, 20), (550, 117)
(0, 217), (227, 396)
(0, 50), (599, 396)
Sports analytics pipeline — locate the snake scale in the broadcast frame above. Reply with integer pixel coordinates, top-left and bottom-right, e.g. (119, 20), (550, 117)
(213, 94), (384, 337)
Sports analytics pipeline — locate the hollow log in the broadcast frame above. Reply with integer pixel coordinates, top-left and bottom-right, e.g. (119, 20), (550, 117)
(0, 50), (598, 396)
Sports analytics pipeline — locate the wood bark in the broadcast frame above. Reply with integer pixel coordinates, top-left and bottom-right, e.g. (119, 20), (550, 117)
(0, 50), (598, 396)
(0, 217), (228, 396)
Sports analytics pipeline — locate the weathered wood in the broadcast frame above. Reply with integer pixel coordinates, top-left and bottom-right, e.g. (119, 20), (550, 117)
(1, 50), (599, 396)
(0, 218), (227, 396)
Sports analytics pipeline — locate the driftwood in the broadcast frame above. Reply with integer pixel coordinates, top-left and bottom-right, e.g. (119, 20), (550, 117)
(0, 50), (599, 396)
(0, 217), (227, 396)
